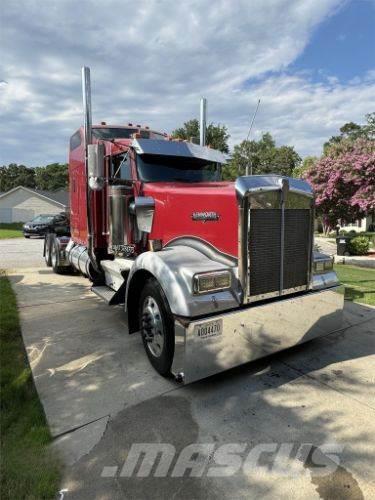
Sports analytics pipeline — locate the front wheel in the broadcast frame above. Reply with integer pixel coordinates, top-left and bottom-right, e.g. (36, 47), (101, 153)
(139, 278), (175, 376)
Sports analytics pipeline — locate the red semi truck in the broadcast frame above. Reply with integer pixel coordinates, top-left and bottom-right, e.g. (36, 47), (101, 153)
(44, 68), (344, 383)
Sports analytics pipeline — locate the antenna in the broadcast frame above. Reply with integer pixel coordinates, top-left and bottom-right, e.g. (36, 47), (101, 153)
(245, 99), (260, 176)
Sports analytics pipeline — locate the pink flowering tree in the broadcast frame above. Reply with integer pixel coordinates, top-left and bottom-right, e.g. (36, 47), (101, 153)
(304, 138), (375, 230)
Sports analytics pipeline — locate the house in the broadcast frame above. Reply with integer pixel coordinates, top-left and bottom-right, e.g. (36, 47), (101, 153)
(0, 186), (69, 223)
(340, 215), (375, 233)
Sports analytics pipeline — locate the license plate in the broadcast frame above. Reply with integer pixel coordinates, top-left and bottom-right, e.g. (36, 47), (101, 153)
(195, 319), (223, 339)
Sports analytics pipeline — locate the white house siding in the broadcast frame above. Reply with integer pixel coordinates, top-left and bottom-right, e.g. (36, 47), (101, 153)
(0, 189), (64, 222)
(340, 215), (374, 233)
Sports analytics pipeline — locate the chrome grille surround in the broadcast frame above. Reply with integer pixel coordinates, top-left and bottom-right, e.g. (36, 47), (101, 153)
(236, 176), (314, 304)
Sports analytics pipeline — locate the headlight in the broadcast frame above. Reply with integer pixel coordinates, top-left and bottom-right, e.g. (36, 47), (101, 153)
(313, 258), (333, 274)
(193, 271), (232, 294)
(324, 259), (333, 271)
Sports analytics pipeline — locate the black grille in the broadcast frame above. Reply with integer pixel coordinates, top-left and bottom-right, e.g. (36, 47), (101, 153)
(283, 209), (310, 289)
(249, 208), (310, 297)
(249, 209), (281, 296)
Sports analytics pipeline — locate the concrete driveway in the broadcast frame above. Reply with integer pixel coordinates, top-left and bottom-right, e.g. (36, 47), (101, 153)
(0, 236), (45, 269)
(3, 238), (375, 499)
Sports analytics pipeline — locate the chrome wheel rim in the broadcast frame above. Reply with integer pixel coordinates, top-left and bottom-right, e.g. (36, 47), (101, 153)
(141, 296), (165, 358)
(45, 243), (50, 262)
(51, 245), (57, 267)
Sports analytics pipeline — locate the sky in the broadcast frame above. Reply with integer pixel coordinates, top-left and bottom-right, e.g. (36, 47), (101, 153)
(0, 0), (374, 166)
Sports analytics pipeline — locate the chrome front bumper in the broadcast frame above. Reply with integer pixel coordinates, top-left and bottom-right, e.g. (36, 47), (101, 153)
(172, 286), (344, 384)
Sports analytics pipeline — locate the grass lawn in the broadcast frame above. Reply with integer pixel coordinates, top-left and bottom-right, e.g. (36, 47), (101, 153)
(0, 272), (61, 499)
(334, 264), (375, 306)
(0, 223), (23, 239)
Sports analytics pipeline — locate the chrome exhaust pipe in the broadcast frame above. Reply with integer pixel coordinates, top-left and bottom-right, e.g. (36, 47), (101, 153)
(82, 67), (92, 147)
(81, 66), (99, 273)
(199, 97), (207, 146)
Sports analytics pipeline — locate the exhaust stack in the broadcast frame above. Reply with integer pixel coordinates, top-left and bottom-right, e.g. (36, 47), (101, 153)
(199, 97), (207, 146)
(81, 66), (99, 273)
(82, 67), (92, 147)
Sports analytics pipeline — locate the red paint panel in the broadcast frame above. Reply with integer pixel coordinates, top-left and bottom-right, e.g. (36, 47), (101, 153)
(143, 182), (238, 258)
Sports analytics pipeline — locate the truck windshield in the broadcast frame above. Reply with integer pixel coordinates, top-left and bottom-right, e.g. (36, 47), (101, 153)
(92, 128), (164, 140)
(137, 154), (221, 183)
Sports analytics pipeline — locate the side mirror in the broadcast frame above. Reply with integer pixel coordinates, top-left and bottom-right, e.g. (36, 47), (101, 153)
(87, 143), (104, 190)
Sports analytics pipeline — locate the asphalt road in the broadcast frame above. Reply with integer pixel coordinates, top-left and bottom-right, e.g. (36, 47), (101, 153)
(3, 238), (375, 499)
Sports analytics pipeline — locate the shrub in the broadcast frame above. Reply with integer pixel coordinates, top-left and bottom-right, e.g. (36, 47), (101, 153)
(348, 236), (370, 255)
(359, 231), (375, 245)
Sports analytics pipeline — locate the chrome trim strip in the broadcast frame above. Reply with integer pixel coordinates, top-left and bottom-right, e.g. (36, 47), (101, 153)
(236, 175), (313, 202)
(306, 201), (314, 289)
(249, 290), (280, 302)
(279, 179), (288, 294)
(238, 197), (250, 300)
(281, 285), (309, 295)
(247, 285), (309, 303)
(165, 236), (237, 266)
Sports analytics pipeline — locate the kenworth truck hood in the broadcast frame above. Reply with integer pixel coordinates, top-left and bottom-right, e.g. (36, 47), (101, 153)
(142, 182), (238, 258)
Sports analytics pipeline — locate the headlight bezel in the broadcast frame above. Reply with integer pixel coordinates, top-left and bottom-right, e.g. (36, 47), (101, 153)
(193, 270), (232, 295)
(313, 257), (334, 274)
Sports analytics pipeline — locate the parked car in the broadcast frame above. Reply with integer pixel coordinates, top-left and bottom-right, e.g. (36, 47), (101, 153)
(23, 213), (69, 238)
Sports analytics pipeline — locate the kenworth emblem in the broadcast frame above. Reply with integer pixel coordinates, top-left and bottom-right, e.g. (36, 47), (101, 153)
(192, 211), (220, 222)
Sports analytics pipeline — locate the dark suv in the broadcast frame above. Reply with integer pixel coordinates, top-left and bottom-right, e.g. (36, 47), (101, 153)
(23, 213), (69, 238)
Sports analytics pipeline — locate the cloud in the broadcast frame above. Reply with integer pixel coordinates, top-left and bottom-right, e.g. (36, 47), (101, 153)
(0, 0), (372, 165)
(225, 71), (375, 153)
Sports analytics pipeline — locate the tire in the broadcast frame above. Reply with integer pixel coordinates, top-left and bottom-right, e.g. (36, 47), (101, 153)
(45, 235), (52, 267)
(139, 278), (175, 376)
(25, 235), (30, 239)
(51, 238), (69, 275)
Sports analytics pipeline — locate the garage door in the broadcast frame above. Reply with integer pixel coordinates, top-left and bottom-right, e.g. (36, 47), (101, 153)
(0, 208), (12, 223)
(12, 208), (34, 222)
(0, 208), (34, 223)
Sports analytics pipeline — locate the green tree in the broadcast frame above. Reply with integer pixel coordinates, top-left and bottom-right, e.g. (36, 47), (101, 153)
(172, 119), (230, 153)
(363, 112), (375, 140)
(0, 164), (36, 191)
(323, 112), (375, 154)
(223, 133), (301, 180)
(292, 156), (317, 178)
(34, 163), (68, 191)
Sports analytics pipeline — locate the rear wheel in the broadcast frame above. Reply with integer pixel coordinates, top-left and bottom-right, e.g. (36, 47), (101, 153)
(139, 278), (174, 376)
(45, 235), (52, 267)
(51, 238), (70, 274)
